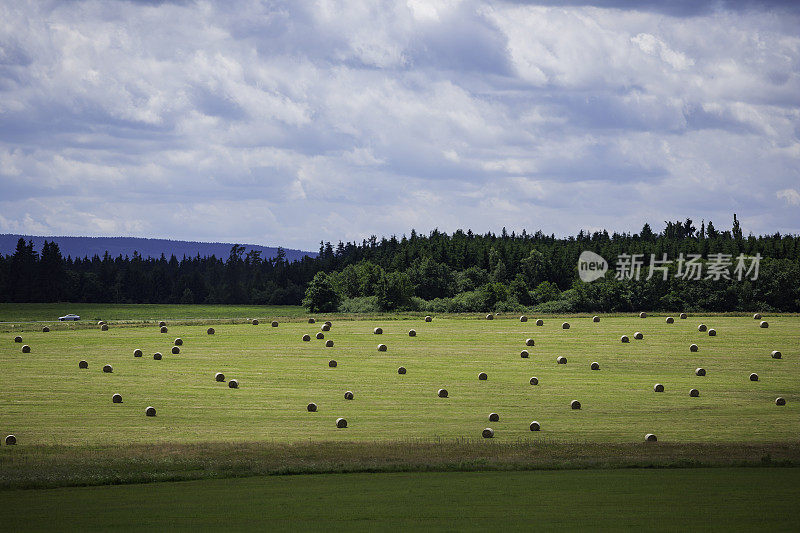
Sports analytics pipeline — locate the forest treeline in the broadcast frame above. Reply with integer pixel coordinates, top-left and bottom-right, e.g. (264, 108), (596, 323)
(1, 215), (799, 312)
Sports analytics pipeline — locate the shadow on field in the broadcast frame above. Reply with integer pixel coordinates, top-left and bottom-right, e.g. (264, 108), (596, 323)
(1, 440), (799, 490)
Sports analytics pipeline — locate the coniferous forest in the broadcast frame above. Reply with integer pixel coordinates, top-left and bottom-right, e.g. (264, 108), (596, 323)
(1, 215), (798, 313)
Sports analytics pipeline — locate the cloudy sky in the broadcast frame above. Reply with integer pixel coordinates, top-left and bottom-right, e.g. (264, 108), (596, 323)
(1, 0), (798, 251)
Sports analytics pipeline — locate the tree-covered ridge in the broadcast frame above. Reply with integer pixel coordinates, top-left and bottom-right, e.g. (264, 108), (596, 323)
(0, 240), (312, 306)
(0, 234), (314, 263)
(2, 215), (799, 312)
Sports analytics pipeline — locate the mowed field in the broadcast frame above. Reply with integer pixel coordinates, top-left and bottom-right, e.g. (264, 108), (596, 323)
(0, 303), (306, 323)
(1, 312), (797, 445)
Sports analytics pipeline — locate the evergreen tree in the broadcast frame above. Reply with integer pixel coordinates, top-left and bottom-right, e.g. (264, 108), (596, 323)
(0, 213), (798, 311)
(10, 239), (37, 302)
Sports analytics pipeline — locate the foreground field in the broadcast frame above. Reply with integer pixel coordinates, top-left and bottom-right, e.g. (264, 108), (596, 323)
(1, 314), (796, 446)
(3, 468), (799, 531)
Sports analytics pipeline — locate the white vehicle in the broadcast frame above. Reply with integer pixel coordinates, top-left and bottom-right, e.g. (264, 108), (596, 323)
(58, 314), (81, 321)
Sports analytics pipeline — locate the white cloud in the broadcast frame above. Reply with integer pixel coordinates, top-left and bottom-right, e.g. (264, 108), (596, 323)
(631, 33), (695, 70)
(777, 189), (800, 206)
(0, 0), (798, 249)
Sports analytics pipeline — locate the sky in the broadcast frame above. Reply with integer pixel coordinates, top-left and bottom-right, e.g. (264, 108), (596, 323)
(0, 0), (798, 251)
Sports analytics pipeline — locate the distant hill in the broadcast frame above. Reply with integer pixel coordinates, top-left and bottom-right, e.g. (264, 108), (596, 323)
(0, 235), (316, 262)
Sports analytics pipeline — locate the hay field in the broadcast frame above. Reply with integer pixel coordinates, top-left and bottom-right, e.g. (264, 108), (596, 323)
(2, 313), (797, 446)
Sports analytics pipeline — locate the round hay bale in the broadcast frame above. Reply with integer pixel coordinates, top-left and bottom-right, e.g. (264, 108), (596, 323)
(153, 352), (162, 360)
(620, 335), (630, 343)
(529, 376), (539, 385)
(520, 315), (528, 322)
(302, 334), (311, 342)
(308, 318), (316, 324)
(174, 338), (183, 346)
(228, 379), (239, 389)
(271, 321), (279, 327)
(489, 413), (499, 422)
(592, 315), (600, 323)
(535, 319), (544, 326)
(525, 338), (535, 347)
(336, 417), (348, 428)
(112, 393), (123, 404)
(316, 332), (325, 339)
(207, 327), (215, 335)
(634, 332), (643, 340)
(557, 356), (567, 364)
(321, 324), (331, 332)
(160, 326), (168, 334)
(328, 360), (337, 368)
(760, 321), (769, 328)
(377, 344), (387, 352)
(775, 397), (786, 406)
(171, 346), (180, 354)
(101, 324), (109, 331)
(639, 312), (647, 318)
(708, 329), (717, 337)
(102, 364), (112, 373)
(486, 313), (494, 320)
(478, 372), (488, 380)
(562, 322), (570, 329)
(344, 391), (354, 400)
(520, 350), (529, 359)
(653, 383), (664, 392)
(680, 313), (687, 319)
(666, 317), (674, 324)
(251, 319), (259, 325)
(325, 321), (332, 327)
(482, 428), (494, 438)
(570, 400), (581, 410)
(398, 366), (406, 375)
(753, 313), (762, 320)
(690, 344), (699, 352)
(307, 402), (317, 412)
(14, 336), (22, 343)
(689, 388), (699, 397)
(749, 373), (759, 381)
(425, 316), (433, 322)
(697, 324), (707, 332)
(215, 372), (225, 382)
(408, 329), (416, 337)
(159, 321), (166, 327)
(645, 433), (657, 442)
(695, 367), (706, 376)
(437, 388), (448, 398)
(42, 326), (50, 333)
(325, 340), (334, 347)
(771, 350), (782, 359)
(21, 344), (31, 353)
(145, 406), (156, 417)
(530, 421), (540, 431)
(5, 434), (17, 445)
(373, 327), (383, 334)
(590, 361), (600, 370)
(78, 360), (88, 369)
(133, 349), (143, 357)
